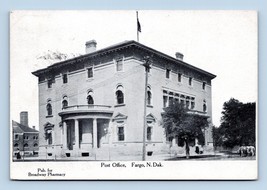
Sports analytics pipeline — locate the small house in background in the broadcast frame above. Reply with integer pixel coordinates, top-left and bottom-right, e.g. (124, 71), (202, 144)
(12, 112), (39, 158)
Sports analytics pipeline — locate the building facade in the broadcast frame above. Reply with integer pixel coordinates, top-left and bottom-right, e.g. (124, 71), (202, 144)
(32, 40), (216, 160)
(12, 112), (39, 158)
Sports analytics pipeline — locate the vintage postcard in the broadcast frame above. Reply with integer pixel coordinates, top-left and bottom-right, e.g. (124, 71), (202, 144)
(10, 10), (257, 180)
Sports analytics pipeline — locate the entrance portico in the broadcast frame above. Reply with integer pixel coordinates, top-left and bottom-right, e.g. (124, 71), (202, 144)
(59, 105), (113, 157)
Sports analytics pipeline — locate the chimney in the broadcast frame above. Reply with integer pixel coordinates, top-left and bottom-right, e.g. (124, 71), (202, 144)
(85, 40), (97, 54)
(32, 126), (36, 130)
(175, 52), (184, 61)
(20, 111), (28, 126)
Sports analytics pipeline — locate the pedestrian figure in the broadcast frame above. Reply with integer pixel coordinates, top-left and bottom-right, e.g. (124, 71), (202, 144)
(195, 145), (199, 154)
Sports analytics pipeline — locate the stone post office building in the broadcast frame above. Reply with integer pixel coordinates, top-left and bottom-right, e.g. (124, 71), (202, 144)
(32, 40), (216, 160)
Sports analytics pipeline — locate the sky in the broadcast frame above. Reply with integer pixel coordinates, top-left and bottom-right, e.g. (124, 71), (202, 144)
(10, 10), (257, 129)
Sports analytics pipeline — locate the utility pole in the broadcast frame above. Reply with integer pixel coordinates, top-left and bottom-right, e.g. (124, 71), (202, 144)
(142, 56), (152, 161)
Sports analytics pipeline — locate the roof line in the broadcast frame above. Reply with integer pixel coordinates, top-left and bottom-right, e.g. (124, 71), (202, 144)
(32, 40), (216, 79)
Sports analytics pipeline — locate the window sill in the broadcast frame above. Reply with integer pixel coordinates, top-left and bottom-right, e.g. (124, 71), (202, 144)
(114, 104), (126, 107)
(46, 115), (53, 118)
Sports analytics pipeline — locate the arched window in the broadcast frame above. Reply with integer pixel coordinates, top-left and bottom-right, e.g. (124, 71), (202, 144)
(62, 96), (68, 109)
(34, 143), (38, 147)
(87, 90), (94, 105)
(14, 143), (18, 147)
(44, 122), (54, 145)
(147, 86), (152, 106)
(46, 100), (52, 116)
(116, 85), (124, 104)
(24, 143), (28, 148)
(203, 100), (207, 112)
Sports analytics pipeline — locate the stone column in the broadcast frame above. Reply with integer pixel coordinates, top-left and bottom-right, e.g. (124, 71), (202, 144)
(74, 119), (79, 150)
(62, 121), (67, 149)
(93, 118), (97, 149)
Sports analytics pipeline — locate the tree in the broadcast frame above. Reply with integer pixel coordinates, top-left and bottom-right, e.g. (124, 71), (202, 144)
(213, 98), (256, 149)
(162, 102), (209, 158)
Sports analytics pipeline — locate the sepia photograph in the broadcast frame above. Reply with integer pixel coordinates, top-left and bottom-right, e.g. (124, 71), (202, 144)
(10, 10), (257, 180)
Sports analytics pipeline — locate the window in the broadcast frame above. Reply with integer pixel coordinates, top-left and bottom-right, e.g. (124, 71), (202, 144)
(203, 100), (207, 112)
(178, 73), (182, 82)
(116, 59), (123, 72)
(34, 143), (38, 147)
(44, 123), (54, 145)
(203, 103), (207, 112)
(202, 82), (206, 90)
(14, 134), (18, 140)
(147, 126), (152, 141)
(47, 79), (52, 88)
(62, 96), (68, 109)
(14, 143), (18, 147)
(63, 74), (68, 84)
(87, 90), (94, 105)
(189, 77), (192, 86)
(46, 100), (52, 116)
(116, 85), (124, 104)
(33, 136), (35, 140)
(147, 86), (152, 106)
(163, 96), (168, 108)
(87, 67), (93, 78)
(118, 127), (125, 141)
(191, 98), (195, 110)
(147, 91), (152, 105)
(186, 97), (190, 109)
(180, 95), (185, 105)
(24, 136), (28, 140)
(166, 69), (170, 79)
(169, 97), (174, 105)
(62, 100), (68, 109)
(87, 95), (94, 104)
(47, 132), (52, 145)
(24, 143), (28, 148)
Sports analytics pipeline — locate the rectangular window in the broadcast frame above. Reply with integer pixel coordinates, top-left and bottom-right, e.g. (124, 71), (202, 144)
(163, 96), (168, 108)
(166, 69), (170, 79)
(48, 133), (52, 145)
(202, 82), (206, 90)
(169, 97), (174, 105)
(14, 134), (18, 140)
(87, 68), (93, 78)
(191, 100), (195, 110)
(118, 127), (125, 141)
(63, 74), (68, 84)
(147, 126), (152, 141)
(47, 79), (52, 88)
(178, 73), (182, 82)
(116, 59), (123, 72)
(186, 100), (190, 109)
(189, 77), (192, 86)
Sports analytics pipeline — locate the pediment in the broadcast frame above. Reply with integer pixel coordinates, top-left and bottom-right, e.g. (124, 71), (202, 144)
(113, 112), (127, 121)
(146, 113), (156, 121)
(44, 122), (54, 131)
